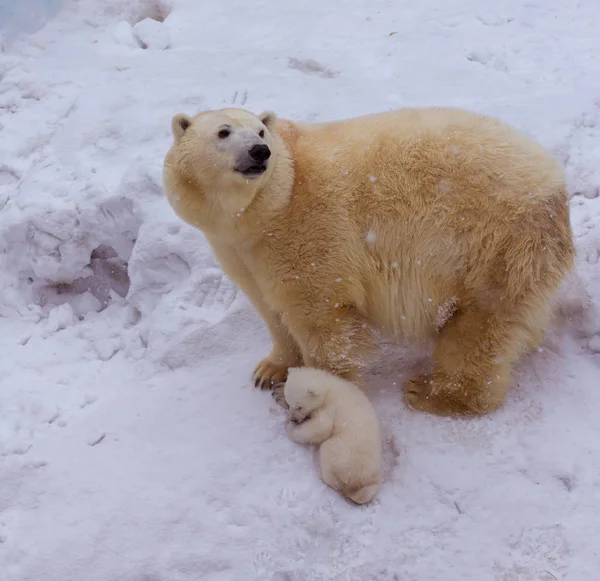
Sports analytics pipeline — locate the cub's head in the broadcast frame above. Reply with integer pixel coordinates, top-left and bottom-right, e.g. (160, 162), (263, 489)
(163, 107), (278, 231)
(284, 368), (331, 423)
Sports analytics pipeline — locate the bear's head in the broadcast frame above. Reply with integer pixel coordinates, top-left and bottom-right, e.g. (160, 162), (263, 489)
(284, 367), (330, 423)
(163, 107), (280, 232)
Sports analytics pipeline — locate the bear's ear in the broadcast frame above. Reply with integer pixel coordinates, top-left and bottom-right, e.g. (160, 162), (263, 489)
(172, 113), (192, 142)
(258, 110), (277, 132)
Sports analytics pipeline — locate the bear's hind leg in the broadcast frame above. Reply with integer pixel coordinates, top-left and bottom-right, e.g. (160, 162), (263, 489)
(404, 301), (546, 417)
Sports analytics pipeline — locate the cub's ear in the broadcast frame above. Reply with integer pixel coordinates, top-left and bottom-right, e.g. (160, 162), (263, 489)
(172, 113), (192, 142)
(258, 110), (277, 131)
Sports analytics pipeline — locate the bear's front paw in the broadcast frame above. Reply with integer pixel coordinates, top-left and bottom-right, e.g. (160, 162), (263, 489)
(253, 357), (289, 391)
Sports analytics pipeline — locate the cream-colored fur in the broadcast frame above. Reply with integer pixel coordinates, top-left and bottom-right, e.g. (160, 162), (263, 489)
(163, 106), (575, 417)
(284, 367), (382, 504)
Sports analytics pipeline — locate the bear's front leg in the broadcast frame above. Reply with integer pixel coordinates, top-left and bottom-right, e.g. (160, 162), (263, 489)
(283, 304), (376, 383)
(252, 315), (303, 391)
(208, 245), (303, 393)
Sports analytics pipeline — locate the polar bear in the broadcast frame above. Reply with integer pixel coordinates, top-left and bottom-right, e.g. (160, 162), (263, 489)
(162, 106), (575, 417)
(284, 367), (382, 504)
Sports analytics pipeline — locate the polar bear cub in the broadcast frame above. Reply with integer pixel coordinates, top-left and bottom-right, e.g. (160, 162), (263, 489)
(284, 367), (382, 504)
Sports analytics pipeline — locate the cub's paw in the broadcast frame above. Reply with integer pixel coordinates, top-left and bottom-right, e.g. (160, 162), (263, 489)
(252, 357), (289, 390)
(271, 382), (289, 409)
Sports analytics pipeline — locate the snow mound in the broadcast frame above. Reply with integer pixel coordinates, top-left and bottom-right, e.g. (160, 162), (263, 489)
(112, 20), (139, 48)
(133, 17), (170, 50)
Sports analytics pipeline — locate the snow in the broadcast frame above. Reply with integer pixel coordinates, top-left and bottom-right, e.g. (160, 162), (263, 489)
(132, 17), (170, 50)
(365, 231), (377, 244)
(1, 0), (600, 579)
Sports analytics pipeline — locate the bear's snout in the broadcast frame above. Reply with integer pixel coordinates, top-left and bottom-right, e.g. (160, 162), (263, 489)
(249, 144), (271, 162)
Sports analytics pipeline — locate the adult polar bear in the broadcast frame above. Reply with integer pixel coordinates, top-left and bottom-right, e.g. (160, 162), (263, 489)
(162, 107), (575, 417)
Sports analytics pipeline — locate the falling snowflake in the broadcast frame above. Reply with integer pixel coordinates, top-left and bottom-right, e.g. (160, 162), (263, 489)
(438, 179), (451, 193)
(365, 231), (377, 243)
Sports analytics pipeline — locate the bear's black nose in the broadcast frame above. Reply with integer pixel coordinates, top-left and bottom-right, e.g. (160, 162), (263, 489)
(249, 144), (271, 162)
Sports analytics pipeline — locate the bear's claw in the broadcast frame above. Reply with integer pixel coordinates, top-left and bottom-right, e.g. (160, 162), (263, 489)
(252, 357), (290, 391)
(271, 382), (288, 409)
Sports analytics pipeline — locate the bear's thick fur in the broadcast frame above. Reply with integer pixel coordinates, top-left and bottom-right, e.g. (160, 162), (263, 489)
(162, 106), (575, 417)
(284, 367), (382, 505)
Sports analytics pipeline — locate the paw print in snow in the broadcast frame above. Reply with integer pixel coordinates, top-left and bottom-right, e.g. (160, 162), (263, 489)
(193, 271), (238, 324)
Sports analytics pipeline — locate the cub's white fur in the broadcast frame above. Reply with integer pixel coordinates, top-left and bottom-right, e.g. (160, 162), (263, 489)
(284, 367), (382, 504)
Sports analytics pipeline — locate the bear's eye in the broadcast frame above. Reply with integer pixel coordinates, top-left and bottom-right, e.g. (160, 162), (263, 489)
(295, 406), (303, 411)
(258, 129), (265, 138)
(217, 129), (231, 139)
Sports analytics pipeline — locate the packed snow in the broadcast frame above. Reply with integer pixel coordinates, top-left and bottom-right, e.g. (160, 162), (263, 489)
(1, 0), (600, 579)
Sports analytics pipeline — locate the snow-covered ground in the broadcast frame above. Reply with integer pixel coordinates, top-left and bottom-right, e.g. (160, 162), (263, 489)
(1, 0), (599, 578)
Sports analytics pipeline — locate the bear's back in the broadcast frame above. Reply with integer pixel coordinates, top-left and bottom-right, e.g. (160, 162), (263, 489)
(280, 107), (565, 207)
